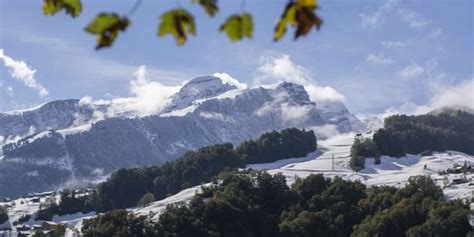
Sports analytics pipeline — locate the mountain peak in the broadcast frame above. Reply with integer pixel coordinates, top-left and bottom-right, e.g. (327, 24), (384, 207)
(276, 82), (311, 103)
(165, 76), (239, 112)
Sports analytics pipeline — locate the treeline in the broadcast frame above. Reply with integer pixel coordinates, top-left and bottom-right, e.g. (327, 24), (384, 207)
(37, 128), (316, 217)
(348, 111), (474, 171)
(374, 111), (474, 157)
(81, 171), (472, 237)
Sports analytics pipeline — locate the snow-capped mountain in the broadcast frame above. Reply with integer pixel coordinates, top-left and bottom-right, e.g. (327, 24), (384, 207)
(317, 100), (368, 132)
(0, 99), (109, 146)
(0, 76), (365, 198)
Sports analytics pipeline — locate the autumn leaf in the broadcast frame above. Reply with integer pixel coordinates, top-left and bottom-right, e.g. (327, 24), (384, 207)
(43, 0), (82, 17)
(220, 13), (254, 42)
(274, 2), (297, 42)
(242, 13), (253, 38)
(274, 0), (322, 41)
(158, 9), (196, 45)
(85, 13), (130, 49)
(191, 0), (218, 17)
(298, 0), (317, 8)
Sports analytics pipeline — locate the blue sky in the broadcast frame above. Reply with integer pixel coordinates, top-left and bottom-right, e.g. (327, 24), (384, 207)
(0, 0), (472, 114)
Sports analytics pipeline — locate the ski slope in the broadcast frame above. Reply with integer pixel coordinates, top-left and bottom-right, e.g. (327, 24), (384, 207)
(136, 132), (473, 221)
(249, 133), (473, 200)
(134, 185), (205, 220)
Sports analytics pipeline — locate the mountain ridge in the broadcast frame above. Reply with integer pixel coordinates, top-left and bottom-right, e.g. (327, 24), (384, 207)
(0, 77), (365, 198)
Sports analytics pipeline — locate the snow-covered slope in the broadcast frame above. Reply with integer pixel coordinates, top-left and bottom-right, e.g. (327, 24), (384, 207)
(0, 99), (109, 146)
(254, 133), (473, 201)
(317, 101), (368, 132)
(134, 133), (473, 221)
(0, 77), (364, 198)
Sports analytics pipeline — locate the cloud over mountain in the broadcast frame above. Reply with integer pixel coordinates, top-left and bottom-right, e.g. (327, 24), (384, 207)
(252, 54), (345, 103)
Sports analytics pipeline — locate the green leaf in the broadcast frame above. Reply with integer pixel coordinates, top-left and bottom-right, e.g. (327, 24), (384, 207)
(158, 9), (196, 45)
(220, 12), (253, 42)
(242, 13), (253, 38)
(85, 13), (130, 49)
(274, 0), (322, 41)
(191, 0), (218, 17)
(43, 0), (82, 18)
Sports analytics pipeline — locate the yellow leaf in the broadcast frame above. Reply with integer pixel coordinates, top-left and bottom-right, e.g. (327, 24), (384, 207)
(274, 2), (297, 42)
(297, 0), (316, 8)
(43, 0), (82, 18)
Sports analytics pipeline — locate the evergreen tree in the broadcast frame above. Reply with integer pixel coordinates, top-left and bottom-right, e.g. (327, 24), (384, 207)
(0, 205), (8, 224)
(138, 193), (155, 207)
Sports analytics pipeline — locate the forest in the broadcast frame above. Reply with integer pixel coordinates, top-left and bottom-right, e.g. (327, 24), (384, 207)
(373, 111), (474, 157)
(36, 128), (317, 218)
(81, 171), (472, 237)
(349, 111), (474, 171)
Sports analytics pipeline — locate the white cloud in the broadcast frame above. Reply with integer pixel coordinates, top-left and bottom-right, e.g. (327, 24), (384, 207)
(80, 65), (182, 118)
(380, 41), (408, 49)
(253, 54), (345, 102)
(255, 91), (313, 122)
(107, 65), (181, 117)
(255, 92), (287, 116)
(304, 84), (346, 103)
(360, 0), (399, 29)
(398, 9), (429, 29)
(381, 78), (474, 117)
(360, 2), (434, 32)
(213, 72), (247, 89)
(429, 79), (474, 110)
(280, 103), (312, 122)
(366, 53), (395, 65)
(310, 124), (340, 140)
(398, 62), (424, 79)
(0, 49), (49, 98)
